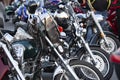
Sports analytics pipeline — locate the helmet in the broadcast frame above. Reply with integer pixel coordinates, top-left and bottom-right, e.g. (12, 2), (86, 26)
(88, 0), (111, 11)
(55, 11), (69, 29)
(27, 0), (38, 14)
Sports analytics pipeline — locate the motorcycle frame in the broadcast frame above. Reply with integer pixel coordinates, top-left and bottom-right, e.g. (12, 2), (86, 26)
(37, 13), (80, 80)
(90, 11), (110, 46)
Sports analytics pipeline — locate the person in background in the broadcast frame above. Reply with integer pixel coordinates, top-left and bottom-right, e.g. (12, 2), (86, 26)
(88, 0), (112, 31)
(78, 0), (111, 18)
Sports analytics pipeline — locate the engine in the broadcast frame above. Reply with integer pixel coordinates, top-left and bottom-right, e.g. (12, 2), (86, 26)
(11, 39), (38, 78)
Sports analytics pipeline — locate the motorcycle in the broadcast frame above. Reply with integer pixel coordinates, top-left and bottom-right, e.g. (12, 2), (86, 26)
(78, 10), (120, 54)
(28, 6), (104, 80)
(72, 0), (120, 54)
(0, 2), (104, 80)
(47, 0), (113, 80)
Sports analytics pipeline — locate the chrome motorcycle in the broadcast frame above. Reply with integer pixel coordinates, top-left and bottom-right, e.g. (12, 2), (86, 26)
(0, 4), (104, 80)
(76, 0), (120, 54)
(49, 0), (114, 80)
(28, 8), (104, 80)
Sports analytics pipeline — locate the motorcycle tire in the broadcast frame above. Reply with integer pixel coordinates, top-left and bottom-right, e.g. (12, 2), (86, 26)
(54, 60), (104, 80)
(91, 32), (120, 53)
(114, 63), (120, 80)
(77, 46), (113, 80)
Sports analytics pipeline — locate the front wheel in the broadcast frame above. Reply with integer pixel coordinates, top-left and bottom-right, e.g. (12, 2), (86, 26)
(77, 47), (113, 80)
(53, 60), (104, 80)
(96, 32), (120, 53)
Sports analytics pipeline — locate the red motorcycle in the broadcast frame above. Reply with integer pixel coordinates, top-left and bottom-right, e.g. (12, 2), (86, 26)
(110, 47), (120, 80)
(107, 0), (120, 35)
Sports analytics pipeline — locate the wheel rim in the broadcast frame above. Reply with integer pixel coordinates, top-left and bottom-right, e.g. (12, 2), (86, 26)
(91, 55), (105, 72)
(100, 37), (117, 53)
(73, 65), (100, 80)
(58, 65), (101, 80)
(59, 73), (69, 80)
(80, 50), (110, 77)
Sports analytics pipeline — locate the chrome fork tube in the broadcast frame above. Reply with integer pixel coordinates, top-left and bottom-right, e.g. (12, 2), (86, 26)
(74, 21), (97, 63)
(80, 36), (97, 63)
(45, 36), (80, 80)
(0, 42), (25, 80)
(90, 11), (109, 45)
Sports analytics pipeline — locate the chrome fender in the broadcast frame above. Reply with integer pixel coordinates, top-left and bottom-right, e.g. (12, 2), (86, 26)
(52, 58), (78, 80)
(53, 66), (64, 80)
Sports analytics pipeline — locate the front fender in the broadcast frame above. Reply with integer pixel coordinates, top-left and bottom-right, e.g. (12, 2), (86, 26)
(53, 66), (64, 80)
(53, 58), (78, 80)
(89, 44), (100, 47)
(104, 31), (119, 38)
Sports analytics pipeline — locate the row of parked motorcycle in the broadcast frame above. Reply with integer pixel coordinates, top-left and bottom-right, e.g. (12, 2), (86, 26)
(0, 0), (120, 80)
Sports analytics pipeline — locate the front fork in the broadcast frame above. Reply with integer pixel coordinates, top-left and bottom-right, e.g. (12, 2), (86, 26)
(0, 42), (25, 80)
(45, 36), (80, 80)
(74, 20), (97, 65)
(79, 36), (97, 65)
(90, 11), (109, 47)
